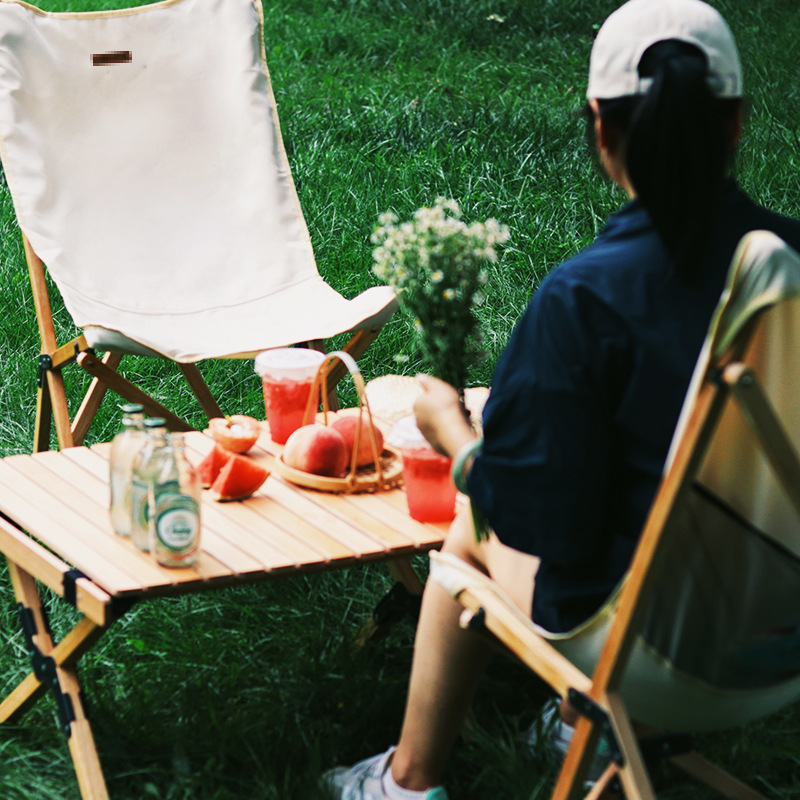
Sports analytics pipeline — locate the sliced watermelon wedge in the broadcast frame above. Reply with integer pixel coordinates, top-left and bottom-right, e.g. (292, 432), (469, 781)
(198, 445), (232, 488)
(209, 453), (270, 501)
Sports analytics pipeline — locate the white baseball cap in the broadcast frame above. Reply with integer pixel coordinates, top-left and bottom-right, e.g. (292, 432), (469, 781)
(587, 0), (742, 100)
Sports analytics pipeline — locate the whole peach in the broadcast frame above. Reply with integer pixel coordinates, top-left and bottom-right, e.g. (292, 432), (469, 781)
(331, 415), (384, 467)
(282, 423), (349, 477)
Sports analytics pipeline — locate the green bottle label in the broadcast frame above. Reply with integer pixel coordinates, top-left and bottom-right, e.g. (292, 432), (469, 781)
(155, 484), (199, 551)
(131, 477), (151, 530)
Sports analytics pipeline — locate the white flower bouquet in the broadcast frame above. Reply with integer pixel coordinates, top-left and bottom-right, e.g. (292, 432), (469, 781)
(371, 198), (510, 392)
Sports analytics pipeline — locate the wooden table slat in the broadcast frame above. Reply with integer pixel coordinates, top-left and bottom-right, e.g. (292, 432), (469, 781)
(0, 417), (451, 601)
(209, 495), (346, 566)
(35, 449), (110, 507)
(184, 433), (376, 563)
(7, 456), (185, 586)
(335, 491), (450, 548)
(295, 490), (421, 554)
(198, 502), (301, 573)
(65, 444), (112, 481)
(264, 479), (389, 558)
(83, 439), (292, 578)
(0, 457), (250, 593)
(0, 461), (148, 594)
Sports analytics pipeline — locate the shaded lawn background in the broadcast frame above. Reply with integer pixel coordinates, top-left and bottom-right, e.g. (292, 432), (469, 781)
(0, 0), (799, 797)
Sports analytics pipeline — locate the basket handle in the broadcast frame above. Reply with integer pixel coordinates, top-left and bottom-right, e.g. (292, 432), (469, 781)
(301, 351), (388, 491)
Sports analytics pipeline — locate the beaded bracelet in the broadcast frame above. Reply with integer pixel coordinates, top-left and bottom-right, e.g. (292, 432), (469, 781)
(451, 438), (483, 493)
(450, 438), (490, 541)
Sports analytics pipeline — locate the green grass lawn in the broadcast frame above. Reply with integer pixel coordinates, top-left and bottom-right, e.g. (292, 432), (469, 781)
(1, 0), (800, 797)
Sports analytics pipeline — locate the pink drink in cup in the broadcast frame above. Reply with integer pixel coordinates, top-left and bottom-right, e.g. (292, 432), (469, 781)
(389, 416), (456, 523)
(254, 348), (326, 444)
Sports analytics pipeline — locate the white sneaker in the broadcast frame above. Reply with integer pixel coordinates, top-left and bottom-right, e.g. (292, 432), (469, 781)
(323, 747), (449, 800)
(525, 698), (611, 784)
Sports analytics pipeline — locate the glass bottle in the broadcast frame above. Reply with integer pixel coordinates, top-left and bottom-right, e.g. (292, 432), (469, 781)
(149, 432), (201, 568)
(130, 418), (169, 551)
(108, 403), (146, 537)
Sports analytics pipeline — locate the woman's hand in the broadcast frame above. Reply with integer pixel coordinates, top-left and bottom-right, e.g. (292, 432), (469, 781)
(413, 374), (477, 458)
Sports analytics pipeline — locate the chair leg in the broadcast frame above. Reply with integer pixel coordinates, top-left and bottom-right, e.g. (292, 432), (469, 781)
(606, 692), (656, 800)
(46, 367), (76, 450)
(0, 669), (47, 724)
(669, 753), (769, 800)
(340, 328), (380, 367)
(76, 351), (193, 432)
(306, 340), (340, 411)
(4, 562), (110, 800)
(324, 328), (381, 405)
(75, 355), (223, 444)
(583, 765), (621, 800)
(387, 557), (424, 596)
(551, 690), (657, 800)
(34, 373), (53, 452)
(71, 352), (124, 446)
(552, 715), (615, 800)
(177, 362), (224, 419)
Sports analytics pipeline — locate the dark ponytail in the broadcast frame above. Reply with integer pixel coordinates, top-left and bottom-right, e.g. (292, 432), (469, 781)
(590, 40), (741, 282)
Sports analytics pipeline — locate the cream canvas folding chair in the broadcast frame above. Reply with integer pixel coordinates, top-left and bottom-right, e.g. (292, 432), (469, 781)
(431, 229), (800, 799)
(0, 0), (396, 451)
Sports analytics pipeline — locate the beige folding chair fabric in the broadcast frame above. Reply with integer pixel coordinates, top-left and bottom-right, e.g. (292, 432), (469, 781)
(0, 0), (396, 447)
(0, 0), (395, 361)
(431, 230), (800, 799)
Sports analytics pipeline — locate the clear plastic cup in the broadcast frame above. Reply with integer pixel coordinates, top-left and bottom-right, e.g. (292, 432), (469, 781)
(388, 415), (456, 523)
(254, 348), (326, 444)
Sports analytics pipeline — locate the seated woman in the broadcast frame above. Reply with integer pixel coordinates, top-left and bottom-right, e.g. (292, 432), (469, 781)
(325, 0), (800, 797)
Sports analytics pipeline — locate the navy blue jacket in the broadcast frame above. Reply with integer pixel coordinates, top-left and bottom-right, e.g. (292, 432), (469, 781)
(466, 185), (800, 633)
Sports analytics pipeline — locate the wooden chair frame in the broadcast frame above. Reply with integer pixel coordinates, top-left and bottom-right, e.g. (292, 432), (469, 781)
(452, 309), (798, 800)
(26, 233), (383, 452)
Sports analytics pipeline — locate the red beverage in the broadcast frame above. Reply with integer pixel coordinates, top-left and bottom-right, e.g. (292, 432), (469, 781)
(262, 375), (318, 444)
(401, 448), (456, 523)
(254, 347), (325, 445)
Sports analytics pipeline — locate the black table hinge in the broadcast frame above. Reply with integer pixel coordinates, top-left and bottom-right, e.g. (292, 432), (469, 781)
(37, 354), (53, 388)
(63, 568), (137, 621)
(63, 568), (88, 608)
(372, 582), (422, 629)
(567, 688), (624, 766)
(17, 603), (78, 738)
(110, 595), (138, 620)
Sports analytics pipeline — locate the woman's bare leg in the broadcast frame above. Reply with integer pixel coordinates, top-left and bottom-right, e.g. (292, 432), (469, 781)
(389, 508), (540, 791)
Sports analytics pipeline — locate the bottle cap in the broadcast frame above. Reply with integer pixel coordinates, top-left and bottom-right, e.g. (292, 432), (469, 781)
(144, 417), (167, 429)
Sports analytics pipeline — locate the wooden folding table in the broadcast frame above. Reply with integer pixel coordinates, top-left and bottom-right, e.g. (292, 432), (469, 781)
(0, 424), (449, 799)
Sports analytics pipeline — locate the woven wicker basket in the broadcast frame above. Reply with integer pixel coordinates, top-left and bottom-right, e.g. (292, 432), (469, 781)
(273, 351), (403, 493)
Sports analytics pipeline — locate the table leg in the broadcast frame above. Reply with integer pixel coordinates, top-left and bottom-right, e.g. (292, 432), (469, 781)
(387, 557), (424, 596)
(354, 557), (427, 646)
(3, 562), (110, 800)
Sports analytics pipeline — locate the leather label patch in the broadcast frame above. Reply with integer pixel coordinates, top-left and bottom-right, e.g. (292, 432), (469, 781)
(91, 51), (132, 66)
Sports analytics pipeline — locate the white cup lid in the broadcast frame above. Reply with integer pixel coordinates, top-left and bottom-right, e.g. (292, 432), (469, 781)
(254, 347), (326, 380)
(386, 415), (432, 450)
